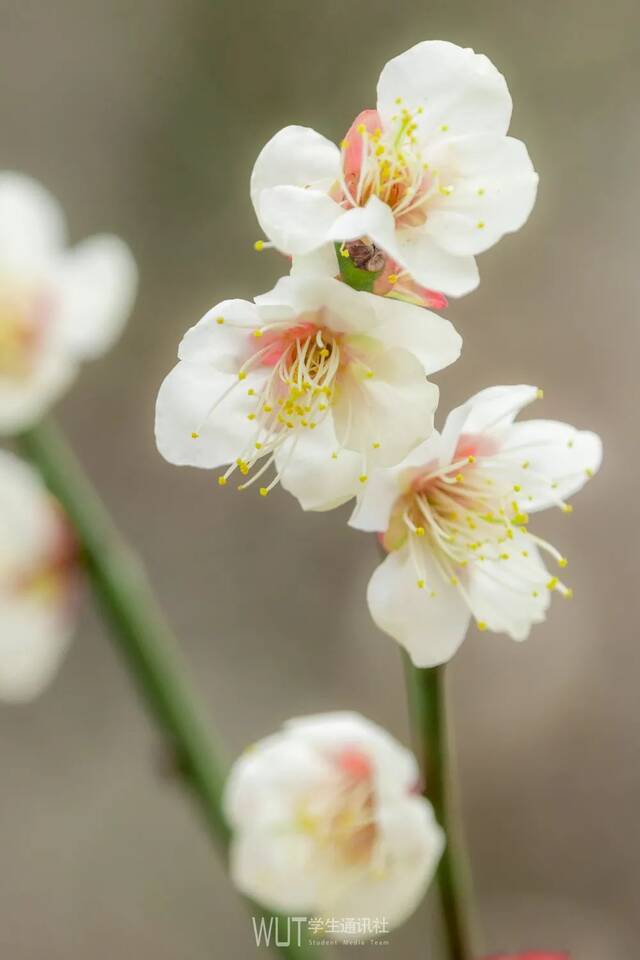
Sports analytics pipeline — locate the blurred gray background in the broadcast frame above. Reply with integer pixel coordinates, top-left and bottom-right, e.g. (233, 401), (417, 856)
(1, 1), (638, 957)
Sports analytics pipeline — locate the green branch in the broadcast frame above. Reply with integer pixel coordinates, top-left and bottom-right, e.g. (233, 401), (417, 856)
(18, 418), (321, 960)
(403, 657), (477, 960)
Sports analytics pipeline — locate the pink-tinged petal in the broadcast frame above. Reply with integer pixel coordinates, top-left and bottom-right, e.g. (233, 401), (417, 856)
(341, 109), (382, 186)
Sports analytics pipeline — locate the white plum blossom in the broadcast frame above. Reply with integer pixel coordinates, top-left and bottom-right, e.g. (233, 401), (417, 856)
(224, 712), (444, 933)
(155, 273), (461, 507)
(350, 385), (602, 667)
(0, 172), (137, 434)
(251, 40), (538, 299)
(0, 450), (78, 701)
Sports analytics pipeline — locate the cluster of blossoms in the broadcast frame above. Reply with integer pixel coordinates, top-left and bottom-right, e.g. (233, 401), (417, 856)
(155, 40), (601, 936)
(0, 173), (136, 700)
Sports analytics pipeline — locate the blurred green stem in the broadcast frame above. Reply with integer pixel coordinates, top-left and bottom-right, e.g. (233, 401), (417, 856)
(403, 656), (477, 960)
(18, 417), (320, 960)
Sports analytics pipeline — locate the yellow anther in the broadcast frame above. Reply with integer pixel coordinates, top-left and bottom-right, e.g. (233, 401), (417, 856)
(477, 187), (486, 196)
(547, 577), (558, 590)
(359, 474), (368, 484)
(417, 579), (425, 589)
(387, 274), (398, 284)
(191, 432), (199, 439)
(558, 557), (568, 568)
(253, 240), (265, 251)
(252, 329), (263, 338)
(439, 185), (453, 196)
(394, 96), (403, 105)
(567, 439), (574, 448)
(259, 487), (269, 497)
(365, 370), (374, 379)
(217, 476), (227, 486)
(513, 484), (521, 492)
(477, 621), (488, 631)
(263, 404), (272, 413)
(238, 371), (247, 381)
(585, 468), (593, 478)
(247, 388), (255, 396)
(521, 550), (529, 557)
(318, 403), (327, 412)
(340, 246), (350, 258)
(375, 145), (385, 156)
(561, 504), (573, 514)
(254, 442), (263, 450)
(522, 460), (530, 469)
(319, 348), (329, 358)
(372, 441), (381, 449)
(340, 138), (349, 149)
(215, 316), (225, 325)
(415, 526), (425, 537)
(477, 220), (485, 229)
(536, 388), (544, 399)
(247, 413), (256, 421)
(532, 590), (539, 598)
(356, 123), (366, 134)
(564, 588), (574, 600)
(500, 553), (510, 560)
(331, 451), (338, 460)
(455, 473), (464, 483)
(440, 123), (449, 131)
(467, 455), (476, 464)
(450, 576), (459, 586)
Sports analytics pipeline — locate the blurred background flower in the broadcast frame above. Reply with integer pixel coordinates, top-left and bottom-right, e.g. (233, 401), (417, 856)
(0, 2), (637, 958)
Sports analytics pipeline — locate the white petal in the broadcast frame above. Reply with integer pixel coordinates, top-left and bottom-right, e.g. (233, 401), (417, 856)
(230, 828), (323, 913)
(0, 346), (76, 435)
(56, 234), (137, 358)
(276, 417), (362, 512)
(155, 361), (266, 469)
(439, 384), (539, 465)
(424, 135), (538, 255)
(286, 711), (419, 799)
(367, 545), (470, 666)
(257, 274), (379, 336)
(348, 466), (401, 533)
(362, 291), (462, 375)
(334, 347), (438, 466)
(467, 543), (551, 640)
(500, 419), (603, 512)
(0, 595), (72, 702)
(257, 185), (342, 255)
(178, 299), (259, 368)
(388, 227), (480, 296)
(224, 733), (330, 831)
(377, 41), (512, 141)
(349, 433), (443, 533)
(0, 172), (66, 270)
(290, 246), (340, 279)
(321, 797), (444, 931)
(328, 194), (396, 243)
(0, 450), (60, 566)
(251, 125), (341, 203)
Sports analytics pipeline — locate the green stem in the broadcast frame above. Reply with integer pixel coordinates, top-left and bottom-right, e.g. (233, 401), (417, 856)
(403, 656), (477, 960)
(18, 418), (320, 960)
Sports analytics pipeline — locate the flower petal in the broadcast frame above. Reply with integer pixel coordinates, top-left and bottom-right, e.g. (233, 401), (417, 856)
(0, 172), (66, 270)
(388, 227), (480, 296)
(286, 711), (420, 799)
(377, 41), (512, 141)
(56, 234), (137, 358)
(178, 299), (260, 369)
(367, 544), (470, 666)
(0, 595), (72, 703)
(500, 419), (603, 512)
(321, 796), (444, 931)
(361, 290), (462, 375)
(423, 135), (538, 255)
(334, 347), (438, 466)
(258, 185), (343, 255)
(440, 385), (540, 465)
(155, 361), (267, 469)
(276, 417), (362, 512)
(230, 828), (324, 913)
(0, 346), (75, 435)
(251, 125), (341, 201)
(466, 543), (551, 640)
